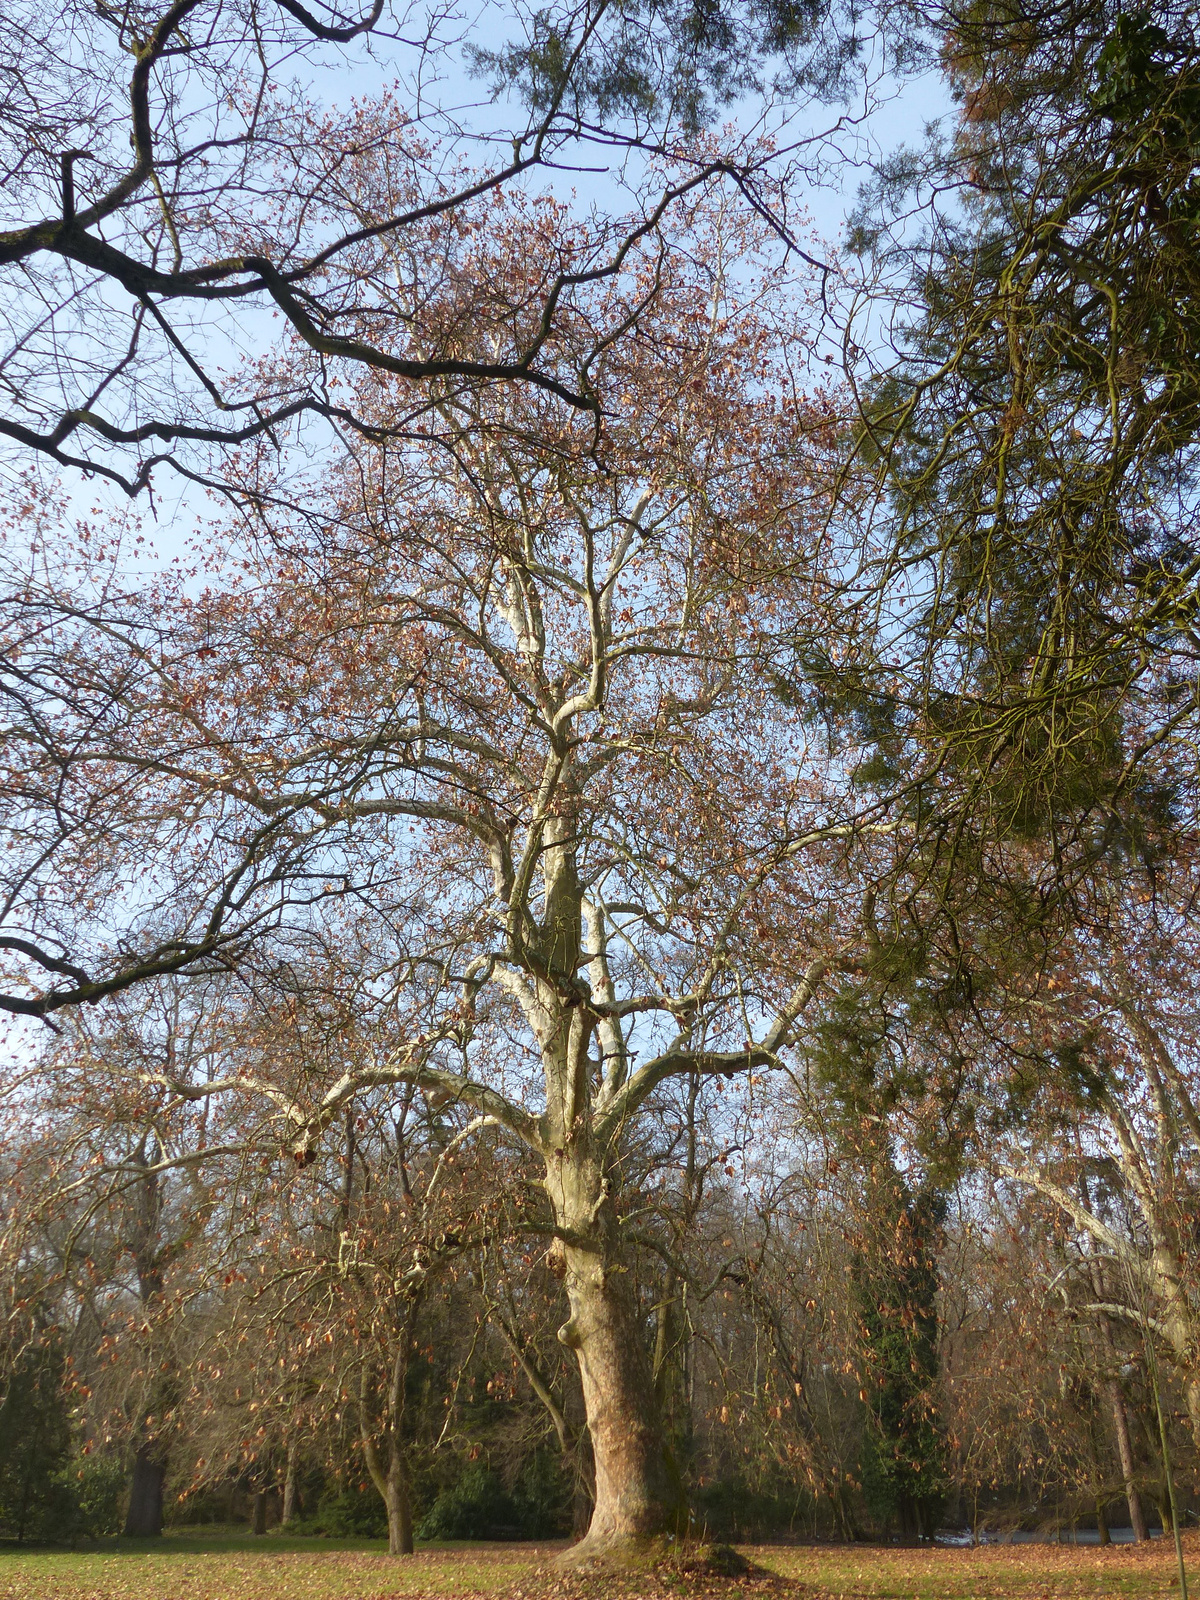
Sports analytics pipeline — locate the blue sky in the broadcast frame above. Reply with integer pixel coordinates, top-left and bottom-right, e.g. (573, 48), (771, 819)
(18, 3), (953, 564)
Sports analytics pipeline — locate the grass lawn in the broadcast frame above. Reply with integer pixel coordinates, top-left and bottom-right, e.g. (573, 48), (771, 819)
(0, 1533), (545, 1600)
(0, 1531), (1193, 1600)
(754, 1538), (1192, 1599)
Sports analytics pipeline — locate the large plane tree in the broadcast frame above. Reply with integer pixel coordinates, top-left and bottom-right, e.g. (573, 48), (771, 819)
(5, 192), (886, 1555)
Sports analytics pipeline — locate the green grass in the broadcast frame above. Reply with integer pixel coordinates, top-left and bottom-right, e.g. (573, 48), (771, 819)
(754, 1539), (1187, 1600)
(0, 1531), (1189, 1600)
(0, 1531), (547, 1599)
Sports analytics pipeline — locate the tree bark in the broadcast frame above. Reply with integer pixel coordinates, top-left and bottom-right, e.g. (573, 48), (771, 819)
(361, 1352), (416, 1556)
(1108, 1378), (1149, 1540)
(364, 1434), (414, 1555)
(1159, 1489), (1174, 1535)
(546, 1146), (685, 1558)
(383, 1460), (414, 1556)
(281, 1443), (299, 1526)
(1080, 1217), (1148, 1543)
(123, 1446), (166, 1537)
(1096, 1497), (1110, 1546)
(1184, 1372), (1200, 1445)
(252, 1488), (268, 1535)
(123, 1140), (170, 1540)
(532, 821), (688, 1560)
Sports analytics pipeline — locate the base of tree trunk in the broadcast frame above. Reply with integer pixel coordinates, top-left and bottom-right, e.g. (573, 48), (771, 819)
(554, 1535), (756, 1576)
(537, 1543), (795, 1600)
(384, 1471), (414, 1556)
(123, 1451), (166, 1538)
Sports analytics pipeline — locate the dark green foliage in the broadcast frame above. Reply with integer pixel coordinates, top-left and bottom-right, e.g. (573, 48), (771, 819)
(830, 0), (1200, 947)
(0, 1326), (126, 1543)
(467, 0), (905, 135)
(417, 1456), (572, 1542)
(508, 1451), (574, 1539)
(805, 984), (954, 1541)
(70, 1455), (127, 1539)
(416, 1465), (518, 1542)
(0, 1332), (73, 1542)
(691, 1471), (814, 1541)
(302, 1480), (390, 1539)
(854, 1185), (949, 1541)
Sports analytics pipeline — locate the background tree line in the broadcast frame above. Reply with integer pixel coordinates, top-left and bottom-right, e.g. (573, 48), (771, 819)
(4, 889), (1200, 1549)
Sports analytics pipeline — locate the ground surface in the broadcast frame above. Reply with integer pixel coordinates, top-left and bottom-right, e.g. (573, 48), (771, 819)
(0, 1531), (1194, 1600)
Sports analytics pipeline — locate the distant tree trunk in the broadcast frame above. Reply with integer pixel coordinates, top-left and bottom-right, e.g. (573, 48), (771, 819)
(1082, 1213), (1148, 1542)
(830, 1483), (862, 1542)
(572, 1445), (595, 1539)
(363, 1428), (414, 1555)
(1109, 1379), (1148, 1540)
(281, 1443), (299, 1526)
(123, 1135), (174, 1540)
(252, 1489), (268, 1535)
(382, 1460), (414, 1556)
(1096, 1498), (1110, 1545)
(1159, 1488), (1174, 1535)
(361, 1327), (417, 1556)
(1086, 1394), (1111, 1546)
(124, 1446), (166, 1537)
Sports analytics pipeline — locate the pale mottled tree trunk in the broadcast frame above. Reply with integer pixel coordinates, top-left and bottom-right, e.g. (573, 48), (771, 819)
(527, 814), (690, 1559)
(560, 1244), (682, 1545)
(546, 1143), (685, 1556)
